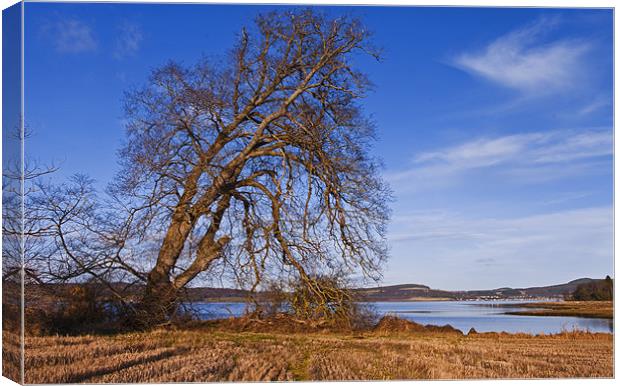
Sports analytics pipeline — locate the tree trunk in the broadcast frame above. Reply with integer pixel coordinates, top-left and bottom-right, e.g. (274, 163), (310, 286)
(134, 208), (193, 328)
(134, 274), (179, 328)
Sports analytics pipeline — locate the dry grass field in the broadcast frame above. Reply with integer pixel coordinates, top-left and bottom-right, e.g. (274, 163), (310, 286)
(7, 321), (613, 383)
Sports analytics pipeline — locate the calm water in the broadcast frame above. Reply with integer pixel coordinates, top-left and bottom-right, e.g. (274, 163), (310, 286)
(187, 300), (613, 335)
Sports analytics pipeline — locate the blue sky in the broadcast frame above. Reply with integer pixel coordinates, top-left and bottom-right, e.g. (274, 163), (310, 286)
(22, 3), (613, 290)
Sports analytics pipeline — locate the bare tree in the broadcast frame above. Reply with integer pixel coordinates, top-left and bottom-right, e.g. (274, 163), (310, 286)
(4, 131), (144, 314)
(112, 10), (391, 325)
(2, 127), (59, 285)
(16, 10), (389, 328)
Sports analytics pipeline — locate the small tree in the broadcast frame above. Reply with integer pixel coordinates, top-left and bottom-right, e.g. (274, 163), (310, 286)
(604, 275), (613, 299)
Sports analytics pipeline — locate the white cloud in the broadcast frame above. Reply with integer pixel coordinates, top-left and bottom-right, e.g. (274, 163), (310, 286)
(390, 207), (611, 246)
(578, 97), (611, 116)
(43, 18), (97, 53)
(114, 22), (143, 59)
(386, 207), (613, 289)
(412, 132), (548, 167)
(528, 130), (612, 163)
(454, 18), (590, 95)
(387, 129), (612, 192)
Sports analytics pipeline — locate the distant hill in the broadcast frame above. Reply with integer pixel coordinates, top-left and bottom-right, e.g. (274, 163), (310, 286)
(353, 278), (608, 301)
(353, 283), (456, 301)
(183, 287), (252, 301)
(185, 279), (602, 301)
(18, 277), (610, 302)
(489, 278), (598, 298)
(19, 282), (253, 303)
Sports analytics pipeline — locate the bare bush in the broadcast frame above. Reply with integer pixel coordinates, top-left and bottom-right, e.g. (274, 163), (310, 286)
(246, 274), (378, 331)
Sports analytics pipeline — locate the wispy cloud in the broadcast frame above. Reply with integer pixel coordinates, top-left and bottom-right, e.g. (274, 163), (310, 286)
(42, 17), (97, 53)
(386, 206), (612, 289)
(416, 130), (611, 166)
(113, 22), (143, 59)
(387, 129), (612, 192)
(539, 191), (593, 206)
(578, 96), (611, 116)
(413, 133), (546, 167)
(390, 207), (611, 245)
(453, 18), (590, 95)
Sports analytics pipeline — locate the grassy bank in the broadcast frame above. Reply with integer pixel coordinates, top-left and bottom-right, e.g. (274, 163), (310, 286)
(504, 301), (613, 319)
(8, 322), (613, 383)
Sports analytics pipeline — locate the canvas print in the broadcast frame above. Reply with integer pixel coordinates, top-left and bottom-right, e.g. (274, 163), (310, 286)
(2, 1), (614, 383)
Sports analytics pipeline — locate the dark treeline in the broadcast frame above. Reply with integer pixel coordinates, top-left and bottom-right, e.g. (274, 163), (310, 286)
(570, 276), (613, 301)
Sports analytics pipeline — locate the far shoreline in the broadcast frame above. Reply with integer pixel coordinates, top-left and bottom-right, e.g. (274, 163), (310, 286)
(195, 298), (614, 322)
(198, 297), (559, 303)
(498, 301), (613, 319)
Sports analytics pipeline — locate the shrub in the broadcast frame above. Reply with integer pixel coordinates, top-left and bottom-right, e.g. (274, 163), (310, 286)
(260, 275), (378, 330)
(25, 283), (125, 335)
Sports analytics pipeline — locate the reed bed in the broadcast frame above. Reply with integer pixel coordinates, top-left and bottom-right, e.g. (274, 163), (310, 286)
(503, 301), (613, 319)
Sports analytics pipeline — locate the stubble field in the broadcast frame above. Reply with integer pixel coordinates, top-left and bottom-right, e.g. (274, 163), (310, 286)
(3, 326), (613, 383)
